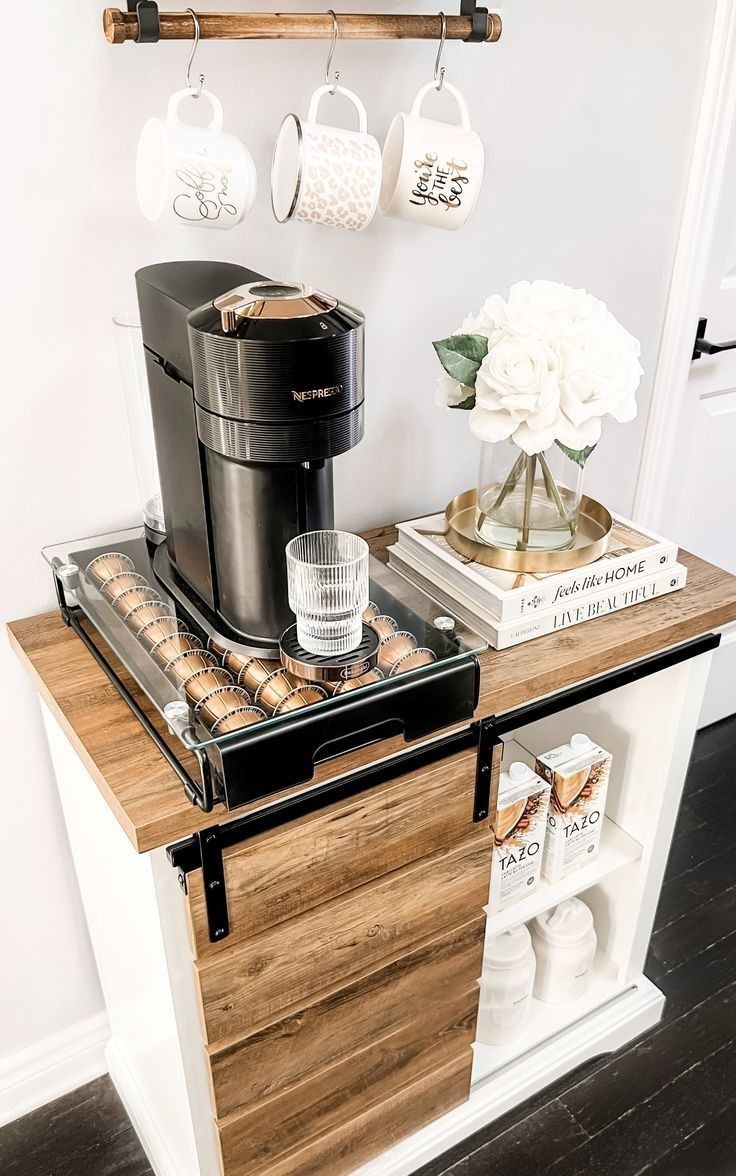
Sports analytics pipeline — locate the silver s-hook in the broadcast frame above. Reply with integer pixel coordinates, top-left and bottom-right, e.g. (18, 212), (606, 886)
(185, 9), (204, 97)
(325, 10), (341, 94)
(434, 12), (447, 92)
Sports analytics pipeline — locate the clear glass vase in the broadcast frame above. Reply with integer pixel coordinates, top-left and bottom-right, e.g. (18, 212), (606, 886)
(475, 441), (584, 552)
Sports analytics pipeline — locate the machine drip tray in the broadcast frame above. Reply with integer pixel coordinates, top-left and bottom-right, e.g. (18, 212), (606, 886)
(44, 527), (488, 814)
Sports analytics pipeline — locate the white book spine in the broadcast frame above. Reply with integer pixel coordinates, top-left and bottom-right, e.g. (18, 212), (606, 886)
(396, 525), (678, 622)
(388, 548), (688, 650)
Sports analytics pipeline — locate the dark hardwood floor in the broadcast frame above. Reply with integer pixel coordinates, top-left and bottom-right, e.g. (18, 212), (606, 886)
(1, 717), (735, 1176)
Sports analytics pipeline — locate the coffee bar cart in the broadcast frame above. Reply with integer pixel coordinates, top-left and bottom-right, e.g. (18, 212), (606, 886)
(9, 525), (736, 1176)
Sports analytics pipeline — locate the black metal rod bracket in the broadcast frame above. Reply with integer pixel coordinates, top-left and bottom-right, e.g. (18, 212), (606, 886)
(461, 0), (489, 42)
(128, 0), (160, 43)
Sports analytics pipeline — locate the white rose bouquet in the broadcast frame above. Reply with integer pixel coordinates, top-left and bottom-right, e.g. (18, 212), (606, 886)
(433, 279), (643, 467)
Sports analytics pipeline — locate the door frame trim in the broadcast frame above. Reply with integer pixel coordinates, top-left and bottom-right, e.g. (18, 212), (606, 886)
(634, 0), (736, 530)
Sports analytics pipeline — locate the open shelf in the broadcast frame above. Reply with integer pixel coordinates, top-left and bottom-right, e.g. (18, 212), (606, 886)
(472, 950), (627, 1082)
(483, 815), (642, 938)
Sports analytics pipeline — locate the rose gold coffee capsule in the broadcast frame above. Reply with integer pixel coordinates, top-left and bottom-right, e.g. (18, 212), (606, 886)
(183, 667), (235, 705)
(194, 685), (251, 727)
(370, 614), (399, 641)
(150, 631), (201, 667)
(85, 552), (135, 586)
(221, 649), (260, 678)
(102, 572), (149, 603)
(363, 601), (379, 622)
(137, 615), (186, 650)
(237, 658), (281, 693)
(254, 669), (295, 712)
(209, 706), (267, 735)
(272, 685), (328, 716)
(388, 647), (437, 677)
(333, 669), (385, 694)
(207, 636), (229, 658)
(377, 631), (417, 673)
(378, 630), (418, 677)
(114, 586), (162, 618)
(164, 648), (218, 685)
(123, 600), (171, 633)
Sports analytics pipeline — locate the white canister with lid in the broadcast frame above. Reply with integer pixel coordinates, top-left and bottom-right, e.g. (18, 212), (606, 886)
(476, 924), (536, 1045)
(530, 898), (597, 1004)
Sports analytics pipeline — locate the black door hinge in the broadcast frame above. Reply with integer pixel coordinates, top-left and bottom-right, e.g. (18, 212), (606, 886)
(197, 826), (230, 943)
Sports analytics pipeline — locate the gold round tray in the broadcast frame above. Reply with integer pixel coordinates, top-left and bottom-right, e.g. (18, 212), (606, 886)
(444, 488), (613, 573)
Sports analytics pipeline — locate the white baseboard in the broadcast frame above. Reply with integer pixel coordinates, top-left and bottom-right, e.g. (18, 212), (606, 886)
(106, 1041), (180, 1176)
(0, 1010), (109, 1128)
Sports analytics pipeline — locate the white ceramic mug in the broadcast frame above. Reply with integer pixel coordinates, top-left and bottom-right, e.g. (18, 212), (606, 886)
(380, 82), (484, 230)
(271, 84), (382, 231)
(136, 88), (257, 229)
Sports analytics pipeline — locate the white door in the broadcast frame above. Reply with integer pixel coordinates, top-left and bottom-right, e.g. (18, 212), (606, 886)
(635, 4), (736, 726)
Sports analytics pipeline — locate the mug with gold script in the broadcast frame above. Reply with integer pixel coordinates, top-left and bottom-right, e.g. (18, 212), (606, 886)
(136, 88), (257, 229)
(380, 82), (484, 230)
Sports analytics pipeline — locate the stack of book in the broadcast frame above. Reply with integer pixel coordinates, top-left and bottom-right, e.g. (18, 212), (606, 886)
(387, 514), (686, 650)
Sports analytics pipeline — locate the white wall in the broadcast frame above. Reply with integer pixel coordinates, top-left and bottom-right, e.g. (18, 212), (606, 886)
(0, 0), (716, 1106)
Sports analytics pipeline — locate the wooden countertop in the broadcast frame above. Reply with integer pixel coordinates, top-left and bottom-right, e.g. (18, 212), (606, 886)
(9, 526), (736, 853)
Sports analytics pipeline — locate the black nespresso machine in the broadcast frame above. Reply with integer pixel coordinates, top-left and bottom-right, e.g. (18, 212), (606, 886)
(46, 259), (483, 817)
(136, 261), (365, 657)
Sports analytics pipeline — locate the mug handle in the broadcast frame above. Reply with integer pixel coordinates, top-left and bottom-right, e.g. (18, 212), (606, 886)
(307, 84), (368, 134)
(166, 87), (225, 133)
(410, 81), (471, 131)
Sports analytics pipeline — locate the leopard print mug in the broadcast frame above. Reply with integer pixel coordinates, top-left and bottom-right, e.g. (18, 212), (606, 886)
(271, 84), (382, 231)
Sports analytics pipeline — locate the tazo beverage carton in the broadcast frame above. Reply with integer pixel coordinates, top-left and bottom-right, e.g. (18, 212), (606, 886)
(534, 733), (612, 883)
(489, 758), (551, 914)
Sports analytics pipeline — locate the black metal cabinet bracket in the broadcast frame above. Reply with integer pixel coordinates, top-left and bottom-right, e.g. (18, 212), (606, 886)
(197, 826), (230, 942)
(128, 0), (159, 43)
(473, 716), (502, 822)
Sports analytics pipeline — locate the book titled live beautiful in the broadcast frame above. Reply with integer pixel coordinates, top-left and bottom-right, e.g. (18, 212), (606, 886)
(387, 546), (688, 650)
(395, 513), (679, 623)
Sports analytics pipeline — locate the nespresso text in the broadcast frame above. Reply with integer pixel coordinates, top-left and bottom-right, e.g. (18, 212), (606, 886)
(292, 385), (342, 402)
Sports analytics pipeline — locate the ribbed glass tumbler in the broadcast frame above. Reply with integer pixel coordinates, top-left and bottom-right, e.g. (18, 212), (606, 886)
(286, 530), (370, 656)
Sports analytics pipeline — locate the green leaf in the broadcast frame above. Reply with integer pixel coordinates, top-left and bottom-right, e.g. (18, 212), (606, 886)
(555, 441), (597, 468)
(433, 334), (488, 388)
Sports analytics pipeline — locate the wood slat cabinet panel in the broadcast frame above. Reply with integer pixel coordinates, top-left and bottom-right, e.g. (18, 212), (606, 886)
(186, 744), (481, 962)
(209, 916), (485, 1120)
(221, 1051), (471, 1176)
(215, 934), (480, 1174)
(180, 740), (497, 1174)
(196, 832), (492, 1045)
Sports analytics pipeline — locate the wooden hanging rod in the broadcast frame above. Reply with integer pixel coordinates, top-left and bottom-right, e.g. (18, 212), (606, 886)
(103, 9), (502, 45)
